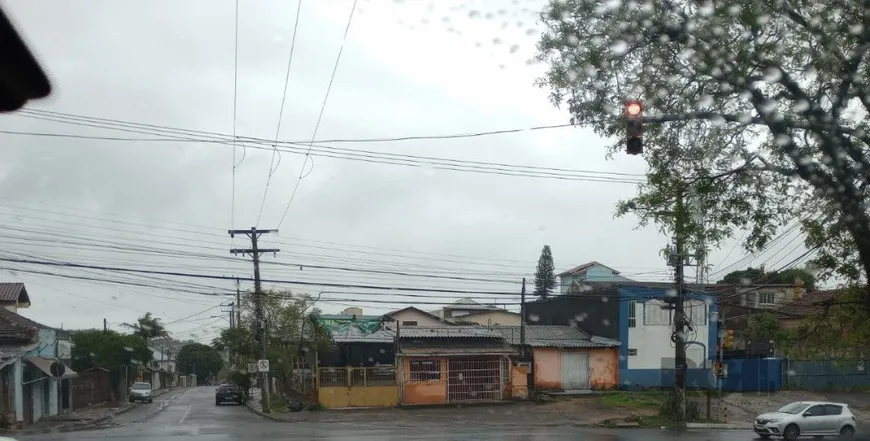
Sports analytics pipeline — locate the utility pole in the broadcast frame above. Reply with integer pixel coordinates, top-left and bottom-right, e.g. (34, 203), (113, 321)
(520, 278), (526, 349)
(670, 192), (689, 423)
(229, 227), (279, 414)
(103, 318), (108, 332)
(236, 278), (242, 327)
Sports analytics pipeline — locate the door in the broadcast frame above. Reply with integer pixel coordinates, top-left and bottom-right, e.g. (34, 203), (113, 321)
(801, 404), (826, 434)
(559, 351), (590, 390)
(821, 404), (846, 433)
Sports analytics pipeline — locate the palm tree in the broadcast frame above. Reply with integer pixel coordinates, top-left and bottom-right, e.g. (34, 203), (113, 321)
(121, 312), (170, 340)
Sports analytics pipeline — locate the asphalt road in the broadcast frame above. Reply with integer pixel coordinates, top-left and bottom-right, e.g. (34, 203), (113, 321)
(7, 387), (811, 440)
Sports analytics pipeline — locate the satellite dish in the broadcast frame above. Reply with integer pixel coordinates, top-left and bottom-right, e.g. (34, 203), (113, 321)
(49, 361), (66, 378)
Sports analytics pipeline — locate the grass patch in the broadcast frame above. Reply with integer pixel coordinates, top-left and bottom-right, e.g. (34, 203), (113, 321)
(307, 403), (326, 411)
(600, 391), (663, 409)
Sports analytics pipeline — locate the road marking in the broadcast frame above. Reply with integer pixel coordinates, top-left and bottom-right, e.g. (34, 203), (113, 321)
(179, 404), (192, 424)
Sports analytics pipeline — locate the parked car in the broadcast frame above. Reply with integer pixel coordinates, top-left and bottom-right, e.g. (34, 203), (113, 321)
(215, 383), (243, 405)
(128, 382), (153, 404)
(754, 401), (857, 441)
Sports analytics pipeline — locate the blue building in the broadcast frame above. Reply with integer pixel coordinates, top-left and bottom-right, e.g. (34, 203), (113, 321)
(617, 284), (718, 389)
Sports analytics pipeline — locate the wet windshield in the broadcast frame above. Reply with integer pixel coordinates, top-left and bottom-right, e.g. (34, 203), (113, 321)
(778, 403), (810, 414)
(132, 383), (150, 390)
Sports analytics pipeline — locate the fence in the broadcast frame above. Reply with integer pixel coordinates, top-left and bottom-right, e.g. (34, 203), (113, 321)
(71, 369), (112, 409)
(317, 366), (398, 408)
(783, 359), (870, 390)
(319, 366), (397, 387)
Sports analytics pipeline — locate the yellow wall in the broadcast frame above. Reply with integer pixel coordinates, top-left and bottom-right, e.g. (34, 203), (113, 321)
(318, 386), (398, 408)
(454, 311), (521, 326)
(401, 357), (448, 405)
(389, 309), (443, 326)
(589, 348), (619, 390)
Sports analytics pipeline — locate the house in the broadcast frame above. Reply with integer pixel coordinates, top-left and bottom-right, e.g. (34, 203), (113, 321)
(558, 262), (633, 294)
(0, 307), (76, 426)
(0, 283), (31, 313)
(489, 325), (621, 390)
(434, 299), (521, 326)
(776, 289), (841, 331)
(384, 307), (442, 327)
(396, 326), (515, 405)
(715, 283), (806, 333)
(526, 282), (718, 389)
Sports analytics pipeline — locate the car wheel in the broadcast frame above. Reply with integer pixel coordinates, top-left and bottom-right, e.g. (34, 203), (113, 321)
(147, 398), (153, 404)
(840, 426), (855, 438)
(784, 424), (800, 441)
(215, 399), (220, 406)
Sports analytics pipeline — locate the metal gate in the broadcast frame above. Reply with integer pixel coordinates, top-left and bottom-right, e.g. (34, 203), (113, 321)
(560, 351), (590, 389)
(446, 357), (505, 403)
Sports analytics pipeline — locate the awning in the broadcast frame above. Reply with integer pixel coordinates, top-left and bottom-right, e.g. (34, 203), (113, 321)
(26, 357), (78, 379)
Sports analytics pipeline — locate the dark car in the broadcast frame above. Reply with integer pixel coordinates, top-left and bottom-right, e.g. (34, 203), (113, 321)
(215, 384), (243, 405)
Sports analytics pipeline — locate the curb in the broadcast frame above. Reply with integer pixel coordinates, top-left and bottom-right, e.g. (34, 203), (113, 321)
(243, 400), (291, 422)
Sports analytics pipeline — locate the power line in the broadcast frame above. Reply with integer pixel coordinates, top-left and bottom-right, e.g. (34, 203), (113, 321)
(231, 0), (241, 239)
(277, 0), (358, 229)
(258, 0), (305, 226)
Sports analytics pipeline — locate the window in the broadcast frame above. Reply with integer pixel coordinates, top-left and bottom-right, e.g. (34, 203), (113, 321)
(628, 349), (638, 356)
(402, 321), (418, 326)
(824, 405), (843, 416)
(644, 300), (671, 326)
(409, 360), (441, 381)
(758, 292), (775, 305)
(687, 300), (708, 326)
(804, 404), (824, 417)
(628, 300), (636, 328)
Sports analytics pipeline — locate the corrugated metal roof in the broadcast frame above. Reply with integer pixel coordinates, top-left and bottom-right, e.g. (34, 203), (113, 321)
(488, 325), (620, 348)
(399, 326), (503, 339)
(330, 327), (396, 344)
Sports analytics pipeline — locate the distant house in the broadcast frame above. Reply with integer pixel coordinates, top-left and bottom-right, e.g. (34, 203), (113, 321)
(558, 262), (632, 294)
(434, 299), (521, 326)
(776, 289), (842, 331)
(384, 307), (442, 327)
(0, 283), (31, 313)
(490, 325), (621, 390)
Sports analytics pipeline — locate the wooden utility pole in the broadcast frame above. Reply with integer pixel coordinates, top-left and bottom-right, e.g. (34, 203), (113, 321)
(235, 278), (242, 327)
(103, 318), (108, 332)
(520, 278), (526, 348)
(229, 227), (279, 413)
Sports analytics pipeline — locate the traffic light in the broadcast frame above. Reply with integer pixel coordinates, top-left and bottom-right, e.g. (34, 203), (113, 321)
(625, 99), (643, 155)
(713, 362), (723, 377)
(723, 329), (734, 349)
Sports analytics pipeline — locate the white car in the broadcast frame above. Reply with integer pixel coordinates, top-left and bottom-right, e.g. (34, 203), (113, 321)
(128, 382), (153, 404)
(754, 401), (857, 441)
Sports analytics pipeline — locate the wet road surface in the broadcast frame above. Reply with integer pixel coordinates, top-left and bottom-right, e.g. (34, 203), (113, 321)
(11, 387), (778, 440)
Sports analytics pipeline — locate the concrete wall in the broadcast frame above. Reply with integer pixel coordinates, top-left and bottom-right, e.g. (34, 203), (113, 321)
(400, 358), (447, 405)
(532, 348), (561, 389)
(319, 386), (398, 408)
(510, 365), (528, 399)
(590, 348), (619, 390)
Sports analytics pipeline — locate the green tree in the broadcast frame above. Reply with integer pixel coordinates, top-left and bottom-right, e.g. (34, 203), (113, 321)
(536, 0), (870, 353)
(121, 312), (170, 340)
(744, 312), (782, 342)
(176, 343), (224, 384)
(71, 329), (152, 400)
(717, 267), (816, 292)
(536, 1), (870, 303)
(534, 245), (556, 299)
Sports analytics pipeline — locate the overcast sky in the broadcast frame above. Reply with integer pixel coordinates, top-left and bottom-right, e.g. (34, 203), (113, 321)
(0, 0), (812, 344)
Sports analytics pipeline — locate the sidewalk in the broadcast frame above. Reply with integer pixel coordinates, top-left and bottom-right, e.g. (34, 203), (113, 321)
(243, 388), (659, 429)
(4, 386), (179, 434)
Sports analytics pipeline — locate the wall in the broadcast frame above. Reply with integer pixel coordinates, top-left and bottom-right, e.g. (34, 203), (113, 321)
(531, 347), (618, 390)
(388, 309), (442, 327)
(510, 365), (528, 399)
(318, 386), (399, 408)
(783, 358), (870, 390)
(400, 357), (447, 405)
(590, 348), (619, 389)
(525, 287), (621, 339)
(618, 285), (718, 389)
(532, 348), (560, 389)
(3, 305), (16, 314)
(27, 328), (57, 359)
(454, 311), (520, 326)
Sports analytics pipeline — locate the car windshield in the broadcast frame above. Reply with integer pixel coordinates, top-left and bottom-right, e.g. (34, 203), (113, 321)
(778, 403), (810, 414)
(131, 383), (150, 390)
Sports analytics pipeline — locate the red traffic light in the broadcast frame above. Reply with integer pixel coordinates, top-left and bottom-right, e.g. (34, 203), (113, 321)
(625, 100), (643, 117)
